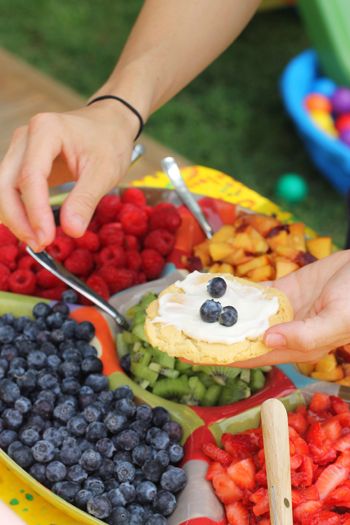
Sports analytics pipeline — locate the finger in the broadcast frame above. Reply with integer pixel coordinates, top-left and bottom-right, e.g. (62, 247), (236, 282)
(16, 115), (61, 247)
(60, 160), (116, 237)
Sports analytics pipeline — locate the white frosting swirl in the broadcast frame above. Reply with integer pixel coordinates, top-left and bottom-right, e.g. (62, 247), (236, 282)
(152, 271), (278, 344)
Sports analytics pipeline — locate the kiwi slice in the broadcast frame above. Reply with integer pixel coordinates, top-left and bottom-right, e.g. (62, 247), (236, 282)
(240, 369), (251, 384)
(198, 366), (242, 386)
(202, 384), (222, 406)
(152, 376), (190, 400)
(250, 369), (266, 392)
(132, 324), (148, 342)
(151, 347), (175, 369)
(116, 333), (129, 357)
(181, 377), (206, 405)
(131, 362), (159, 386)
(139, 293), (157, 309)
(218, 379), (251, 406)
(175, 360), (193, 373)
(197, 372), (217, 388)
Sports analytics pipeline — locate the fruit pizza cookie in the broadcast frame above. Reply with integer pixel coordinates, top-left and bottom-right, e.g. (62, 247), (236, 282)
(145, 271), (293, 365)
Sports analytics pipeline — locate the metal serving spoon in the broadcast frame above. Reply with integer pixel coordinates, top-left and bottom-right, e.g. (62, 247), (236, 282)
(26, 246), (130, 331)
(161, 156), (214, 239)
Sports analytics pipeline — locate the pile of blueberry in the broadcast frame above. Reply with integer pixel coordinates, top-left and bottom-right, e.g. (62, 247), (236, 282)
(0, 290), (186, 525)
(200, 277), (238, 327)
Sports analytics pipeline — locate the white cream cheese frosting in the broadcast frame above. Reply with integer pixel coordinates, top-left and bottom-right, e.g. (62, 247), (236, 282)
(151, 271), (278, 344)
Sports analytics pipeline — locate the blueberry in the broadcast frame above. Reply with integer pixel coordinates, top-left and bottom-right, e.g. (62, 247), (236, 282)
(58, 394), (78, 408)
(0, 325), (16, 343)
(86, 422), (107, 441)
(1, 313), (15, 324)
(168, 443), (184, 464)
(36, 330), (51, 345)
(219, 305), (238, 327)
(52, 302), (70, 316)
(50, 329), (65, 345)
(104, 479), (119, 492)
(115, 429), (139, 451)
(0, 429), (17, 449)
(52, 481), (80, 503)
(79, 386), (95, 409)
(15, 396), (32, 414)
(160, 466), (187, 493)
(98, 390), (113, 405)
(40, 341), (57, 355)
(0, 358), (8, 371)
(11, 444), (33, 469)
(153, 489), (177, 516)
(46, 355), (61, 370)
(20, 427), (40, 447)
(67, 464), (88, 483)
(15, 335), (35, 355)
(104, 412), (126, 433)
(83, 404), (103, 423)
(162, 421), (182, 443)
(79, 343), (98, 359)
(113, 450), (132, 463)
(109, 507), (130, 525)
(207, 277), (227, 298)
(119, 481), (136, 503)
(96, 438), (115, 458)
(84, 477), (105, 495)
(33, 303), (52, 319)
(30, 462), (46, 483)
(33, 398), (54, 418)
(32, 440), (55, 463)
(98, 458), (115, 480)
(113, 385), (133, 400)
(17, 370), (37, 392)
(80, 449), (103, 472)
(136, 480), (157, 503)
(85, 374), (108, 392)
(61, 319), (77, 339)
(3, 408), (23, 430)
(115, 398), (136, 419)
(86, 494), (111, 519)
(129, 419), (151, 437)
(135, 403), (153, 422)
(23, 322), (40, 341)
(7, 440), (23, 457)
(132, 444), (153, 467)
(43, 427), (64, 447)
(145, 514), (167, 525)
(59, 445), (82, 466)
(152, 407), (170, 427)
(54, 402), (76, 423)
(0, 379), (20, 403)
(120, 354), (131, 373)
(26, 414), (46, 432)
(154, 450), (170, 468)
(61, 343), (81, 361)
(67, 416), (88, 437)
(150, 430), (170, 451)
(62, 289), (78, 304)
(62, 377), (81, 395)
(46, 461), (67, 482)
(1, 345), (18, 361)
(75, 321), (95, 341)
(38, 389), (56, 404)
(108, 487), (126, 507)
(38, 373), (58, 390)
(127, 503), (146, 519)
(81, 357), (103, 375)
(46, 312), (65, 329)
(75, 489), (92, 510)
(13, 316), (28, 331)
(60, 360), (81, 378)
(63, 436), (78, 448)
(77, 439), (91, 452)
(142, 460), (164, 482)
(200, 299), (222, 323)
(115, 460), (135, 483)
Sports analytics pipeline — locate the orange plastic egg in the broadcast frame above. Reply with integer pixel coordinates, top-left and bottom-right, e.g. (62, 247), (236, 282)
(304, 93), (332, 113)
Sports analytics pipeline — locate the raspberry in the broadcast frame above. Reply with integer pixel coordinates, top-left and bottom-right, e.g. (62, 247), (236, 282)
(9, 269), (36, 295)
(38, 285), (67, 300)
(95, 195), (122, 224)
(95, 245), (126, 268)
(121, 188), (147, 207)
(47, 236), (75, 262)
(0, 224), (17, 245)
(75, 231), (100, 252)
(144, 229), (175, 256)
(126, 250), (142, 271)
(136, 272), (146, 285)
(17, 242), (28, 257)
(149, 203), (181, 232)
(98, 223), (124, 247)
(124, 235), (139, 251)
(0, 263), (10, 291)
(36, 268), (61, 289)
(18, 255), (42, 273)
(86, 274), (110, 300)
(0, 244), (19, 270)
(119, 204), (148, 237)
(98, 265), (134, 294)
(141, 249), (165, 280)
(64, 249), (94, 277)
(87, 217), (100, 233)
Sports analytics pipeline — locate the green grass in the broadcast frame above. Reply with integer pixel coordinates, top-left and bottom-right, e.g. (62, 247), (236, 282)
(0, 1), (346, 245)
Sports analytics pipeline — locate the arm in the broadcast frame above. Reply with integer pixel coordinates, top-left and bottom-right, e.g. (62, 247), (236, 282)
(0, 0), (260, 250)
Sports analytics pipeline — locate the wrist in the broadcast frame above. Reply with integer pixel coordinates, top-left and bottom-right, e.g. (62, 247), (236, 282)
(85, 96), (141, 140)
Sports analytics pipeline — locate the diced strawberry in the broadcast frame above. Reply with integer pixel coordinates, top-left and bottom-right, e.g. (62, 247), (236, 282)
(323, 418), (342, 442)
(326, 484), (350, 507)
(342, 515), (350, 525)
(205, 461), (225, 481)
(334, 412), (350, 427)
(291, 435), (310, 456)
(291, 454), (303, 470)
(309, 393), (331, 414)
(336, 451), (350, 468)
(291, 455), (314, 488)
(227, 457), (256, 490)
(256, 448), (265, 468)
(294, 500), (322, 524)
(202, 442), (233, 467)
(221, 432), (258, 460)
(307, 423), (325, 448)
(255, 469), (267, 488)
(335, 434), (350, 452)
(259, 520), (271, 525)
(303, 511), (341, 525)
(292, 489), (303, 507)
(315, 464), (349, 500)
(249, 487), (267, 504)
(225, 502), (249, 525)
(330, 395), (350, 415)
(251, 490), (269, 517)
(289, 411), (308, 436)
(212, 474), (243, 504)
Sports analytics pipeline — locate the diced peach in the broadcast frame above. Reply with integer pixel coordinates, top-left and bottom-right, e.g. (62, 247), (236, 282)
(289, 223), (306, 251)
(248, 227), (269, 254)
(236, 255), (270, 277)
(311, 366), (344, 382)
(211, 225), (236, 243)
(209, 263), (222, 273)
(194, 240), (211, 267)
(222, 249), (253, 266)
(209, 242), (234, 262)
(248, 214), (280, 236)
(247, 264), (274, 282)
(274, 245), (300, 260)
(209, 262), (233, 274)
(229, 232), (253, 252)
(315, 353), (337, 373)
(267, 230), (289, 251)
(275, 259), (299, 279)
(297, 363), (316, 376)
(306, 237), (332, 259)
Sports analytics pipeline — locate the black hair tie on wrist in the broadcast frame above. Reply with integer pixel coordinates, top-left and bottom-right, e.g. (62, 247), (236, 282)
(87, 95), (144, 141)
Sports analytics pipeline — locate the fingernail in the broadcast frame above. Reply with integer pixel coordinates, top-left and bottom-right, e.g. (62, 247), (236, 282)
(265, 333), (287, 349)
(26, 239), (39, 252)
(70, 214), (86, 234)
(35, 229), (47, 247)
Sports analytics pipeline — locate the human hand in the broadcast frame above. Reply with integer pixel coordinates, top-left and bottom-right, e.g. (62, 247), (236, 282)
(0, 100), (138, 251)
(233, 250), (350, 368)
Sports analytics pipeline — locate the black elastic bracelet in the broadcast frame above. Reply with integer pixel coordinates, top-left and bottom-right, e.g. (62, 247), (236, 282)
(87, 95), (144, 140)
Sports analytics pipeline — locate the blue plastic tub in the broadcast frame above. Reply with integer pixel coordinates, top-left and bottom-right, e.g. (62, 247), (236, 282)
(280, 49), (350, 194)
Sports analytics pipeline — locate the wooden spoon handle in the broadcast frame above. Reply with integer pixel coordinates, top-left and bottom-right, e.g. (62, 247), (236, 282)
(261, 398), (293, 525)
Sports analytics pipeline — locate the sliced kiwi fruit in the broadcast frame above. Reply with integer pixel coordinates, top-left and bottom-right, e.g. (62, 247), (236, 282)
(218, 379), (251, 406)
(202, 384), (222, 406)
(152, 376), (190, 400)
(250, 368), (266, 392)
(240, 369), (251, 384)
(151, 347), (175, 369)
(196, 366), (242, 386)
(131, 362), (159, 386)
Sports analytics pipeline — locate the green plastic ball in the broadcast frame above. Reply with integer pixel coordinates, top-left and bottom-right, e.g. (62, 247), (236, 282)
(276, 173), (308, 203)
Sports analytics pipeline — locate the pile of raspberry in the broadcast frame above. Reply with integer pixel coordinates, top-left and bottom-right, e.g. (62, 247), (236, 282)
(0, 188), (181, 302)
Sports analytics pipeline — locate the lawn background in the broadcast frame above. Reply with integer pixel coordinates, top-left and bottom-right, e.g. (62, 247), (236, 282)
(0, 1), (346, 246)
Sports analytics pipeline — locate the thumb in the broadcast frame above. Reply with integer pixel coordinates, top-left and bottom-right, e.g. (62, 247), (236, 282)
(60, 163), (115, 237)
(264, 312), (345, 355)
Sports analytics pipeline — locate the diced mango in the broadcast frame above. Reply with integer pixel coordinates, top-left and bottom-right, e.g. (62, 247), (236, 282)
(229, 232), (253, 252)
(289, 223), (306, 251)
(297, 362), (316, 376)
(222, 249), (253, 266)
(267, 230), (289, 251)
(209, 263), (233, 274)
(248, 214), (280, 237)
(236, 255), (270, 277)
(315, 353), (337, 373)
(246, 264), (274, 282)
(311, 366), (344, 382)
(193, 240), (211, 267)
(275, 259), (299, 279)
(274, 245), (300, 260)
(209, 242), (234, 262)
(211, 225), (236, 243)
(306, 237), (332, 259)
(248, 227), (269, 254)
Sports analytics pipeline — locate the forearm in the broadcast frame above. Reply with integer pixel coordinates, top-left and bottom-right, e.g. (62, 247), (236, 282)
(93, 0), (261, 120)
